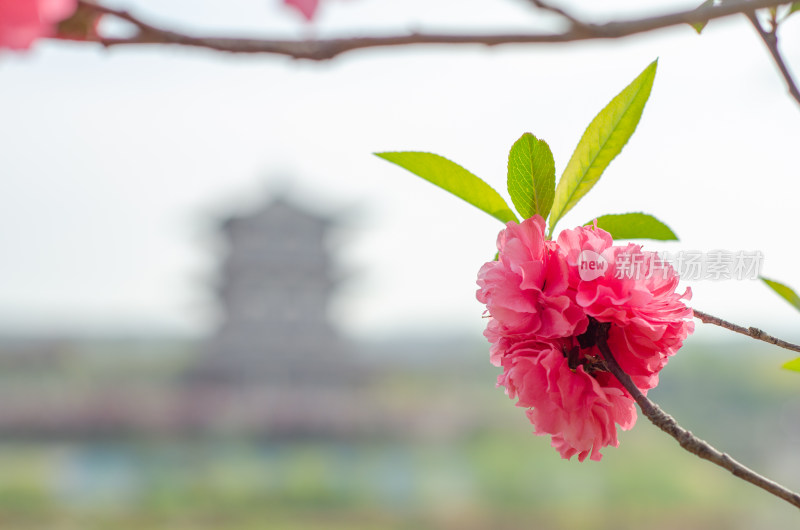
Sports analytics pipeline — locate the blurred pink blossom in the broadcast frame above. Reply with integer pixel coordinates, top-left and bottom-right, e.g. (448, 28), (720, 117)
(0, 0), (78, 50)
(284, 0), (320, 21)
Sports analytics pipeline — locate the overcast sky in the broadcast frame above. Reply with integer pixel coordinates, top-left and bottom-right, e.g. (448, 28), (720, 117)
(0, 0), (798, 345)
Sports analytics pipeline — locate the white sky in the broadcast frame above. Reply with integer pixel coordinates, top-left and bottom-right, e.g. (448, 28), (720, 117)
(0, 0), (799, 343)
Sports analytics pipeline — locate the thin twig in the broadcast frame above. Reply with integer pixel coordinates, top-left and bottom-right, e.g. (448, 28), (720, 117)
(70, 0), (791, 60)
(745, 10), (800, 107)
(523, 0), (589, 30)
(693, 308), (800, 354)
(594, 321), (800, 510)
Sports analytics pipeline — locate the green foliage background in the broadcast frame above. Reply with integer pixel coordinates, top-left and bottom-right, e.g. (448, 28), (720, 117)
(0, 340), (796, 530)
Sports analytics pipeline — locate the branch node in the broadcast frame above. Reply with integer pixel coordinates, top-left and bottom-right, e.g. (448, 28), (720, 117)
(746, 9), (800, 106)
(693, 309), (800, 354)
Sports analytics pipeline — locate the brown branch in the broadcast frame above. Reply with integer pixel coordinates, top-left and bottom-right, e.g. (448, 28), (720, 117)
(594, 321), (800, 510)
(693, 308), (800, 354)
(70, 0), (793, 60)
(745, 10), (800, 107)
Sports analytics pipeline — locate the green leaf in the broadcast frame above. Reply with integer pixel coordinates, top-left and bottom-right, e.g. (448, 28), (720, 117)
(585, 213), (678, 240)
(549, 60), (658, 236)
(507, 133), (556, 220)
(783, 358), (800, 372)
(690, 0), (715, 34)
(761, 277), (800, 313)
(376, 151), (518, 224)
(788, 2), (800, 17)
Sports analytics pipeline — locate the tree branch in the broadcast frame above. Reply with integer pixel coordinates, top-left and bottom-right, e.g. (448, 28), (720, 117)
(693, 308), (800, 354)
(594, 321), (800, 510)
(745, 10), (800, 106)
(71, 0), (792, 60)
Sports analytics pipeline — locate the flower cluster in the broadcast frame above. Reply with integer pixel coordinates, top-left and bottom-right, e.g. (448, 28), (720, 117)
(0, 0), (77, 50)
(476, 215), (693, 461)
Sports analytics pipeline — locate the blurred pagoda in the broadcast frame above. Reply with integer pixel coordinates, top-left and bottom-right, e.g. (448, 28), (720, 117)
(0, 194), (485, 440)
(176, 196), (370, 439)
(192, 198), (353, 386)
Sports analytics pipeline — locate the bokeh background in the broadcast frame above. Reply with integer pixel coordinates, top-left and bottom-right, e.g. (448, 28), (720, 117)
(0, 0), (799, 528)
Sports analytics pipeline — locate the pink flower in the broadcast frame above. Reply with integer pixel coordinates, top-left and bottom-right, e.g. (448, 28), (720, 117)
(557, 224), (694, 390)
(476, 216), (587, 362)
(476, 216), (693, 461)
(284, 0), (320, 21)
(498, 339), (636, 462)
(0, 0), (78, 50)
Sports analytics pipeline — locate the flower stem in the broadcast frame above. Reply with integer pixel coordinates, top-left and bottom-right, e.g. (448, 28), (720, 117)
(594, 321), (800, 510)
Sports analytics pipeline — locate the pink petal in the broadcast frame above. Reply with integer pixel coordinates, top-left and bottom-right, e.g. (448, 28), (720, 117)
(0, 0), (77, 50)
(284, 0), (320, 21)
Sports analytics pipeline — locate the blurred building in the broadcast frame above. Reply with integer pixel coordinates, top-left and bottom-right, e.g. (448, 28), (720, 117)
(185, 198), (367, 438)
(192, 198), (353, 387)
(0, 195), (481, 441)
